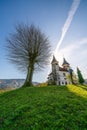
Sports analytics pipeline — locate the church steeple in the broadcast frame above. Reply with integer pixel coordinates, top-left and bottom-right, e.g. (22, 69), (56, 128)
(51, 55), (58, 64)
(51, 55), (59, 72)
(62, 58), (70, 70)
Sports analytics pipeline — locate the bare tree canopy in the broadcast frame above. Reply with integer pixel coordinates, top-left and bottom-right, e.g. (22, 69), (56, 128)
(6, 24), (51, 86)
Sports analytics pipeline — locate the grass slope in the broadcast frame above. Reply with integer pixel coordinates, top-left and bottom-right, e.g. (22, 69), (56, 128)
(0, 85), (87, 130)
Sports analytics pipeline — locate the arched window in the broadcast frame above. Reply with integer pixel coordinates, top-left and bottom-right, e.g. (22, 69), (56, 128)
(59, 81), (60, 85)
(65, 81), (67, 85)
(62, 81), (64, 84)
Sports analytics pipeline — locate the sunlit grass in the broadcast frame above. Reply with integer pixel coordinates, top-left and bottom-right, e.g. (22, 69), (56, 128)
(67, 84), (87, 98)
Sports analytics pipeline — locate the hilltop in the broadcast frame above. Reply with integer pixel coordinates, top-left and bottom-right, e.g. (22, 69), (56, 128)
(0, 85), (87, 130)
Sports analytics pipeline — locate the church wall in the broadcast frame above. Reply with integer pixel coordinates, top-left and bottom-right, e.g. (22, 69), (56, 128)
(58, 71), (70, 85)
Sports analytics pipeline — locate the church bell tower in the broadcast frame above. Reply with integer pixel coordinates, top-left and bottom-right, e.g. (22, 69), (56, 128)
(51, 55), (59, 73)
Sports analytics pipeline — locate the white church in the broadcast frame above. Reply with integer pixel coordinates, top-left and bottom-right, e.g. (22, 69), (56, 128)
(48, 56), (74, 85)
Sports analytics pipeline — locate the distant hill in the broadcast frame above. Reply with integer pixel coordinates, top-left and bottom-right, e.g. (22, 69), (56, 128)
(0, 79), (39, 89)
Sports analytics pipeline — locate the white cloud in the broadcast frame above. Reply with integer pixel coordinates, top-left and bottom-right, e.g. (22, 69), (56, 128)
(79, 38), (87, 45)
(58, 37), (87, 57)
(57, 38), (87, 79)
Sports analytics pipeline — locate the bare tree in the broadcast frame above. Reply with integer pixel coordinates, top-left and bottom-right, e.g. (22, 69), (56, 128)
(6, 24), (51, 87)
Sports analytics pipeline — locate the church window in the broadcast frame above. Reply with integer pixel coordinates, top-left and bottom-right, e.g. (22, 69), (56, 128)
(65, 81), (67, 85)
(63, 73), (66, 76)
(59, 81), (60, 85)
(62, 81), (64, 84)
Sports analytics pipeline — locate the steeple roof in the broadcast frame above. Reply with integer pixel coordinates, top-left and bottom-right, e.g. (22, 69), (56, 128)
(62, 58), (69, 66)
(51, 55), (58, 64)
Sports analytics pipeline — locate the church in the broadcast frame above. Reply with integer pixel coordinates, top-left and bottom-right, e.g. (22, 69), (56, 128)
(47, 56), (73, 85)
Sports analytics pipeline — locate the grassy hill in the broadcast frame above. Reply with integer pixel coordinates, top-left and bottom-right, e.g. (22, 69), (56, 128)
(0, 85), (87, 130)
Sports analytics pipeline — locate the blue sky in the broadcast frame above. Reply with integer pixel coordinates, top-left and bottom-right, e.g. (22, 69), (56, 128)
(0, 0), (87, 82)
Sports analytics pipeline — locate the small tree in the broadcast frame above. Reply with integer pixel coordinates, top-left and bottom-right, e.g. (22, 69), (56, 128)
(77, 67), (84, 84)
(6, 24), (51, 87)
(68, 68), (74, 84)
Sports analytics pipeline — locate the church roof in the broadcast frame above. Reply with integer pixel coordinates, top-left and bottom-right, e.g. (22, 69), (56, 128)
(59, 67), (68, 72)
(51, 56), (58, 64)
(48, 67), (68, 76)
(48, 72), (53, 76)
(62, 58), (69, 66)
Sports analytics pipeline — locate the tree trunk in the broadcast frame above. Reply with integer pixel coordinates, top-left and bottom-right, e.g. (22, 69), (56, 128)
(23, 65), (34, 87)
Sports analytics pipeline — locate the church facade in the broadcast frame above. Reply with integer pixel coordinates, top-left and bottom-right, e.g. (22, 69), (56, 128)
(48, 56), (73, 85)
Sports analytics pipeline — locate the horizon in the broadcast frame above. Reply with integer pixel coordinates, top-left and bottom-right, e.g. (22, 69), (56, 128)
(0, 0), (87, 82)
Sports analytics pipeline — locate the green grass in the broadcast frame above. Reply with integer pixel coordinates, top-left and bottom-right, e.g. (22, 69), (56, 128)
(0, 85), (87, 130)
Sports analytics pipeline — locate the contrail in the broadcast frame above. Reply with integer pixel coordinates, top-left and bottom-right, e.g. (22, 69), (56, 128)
(54, 0), (81, 57)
